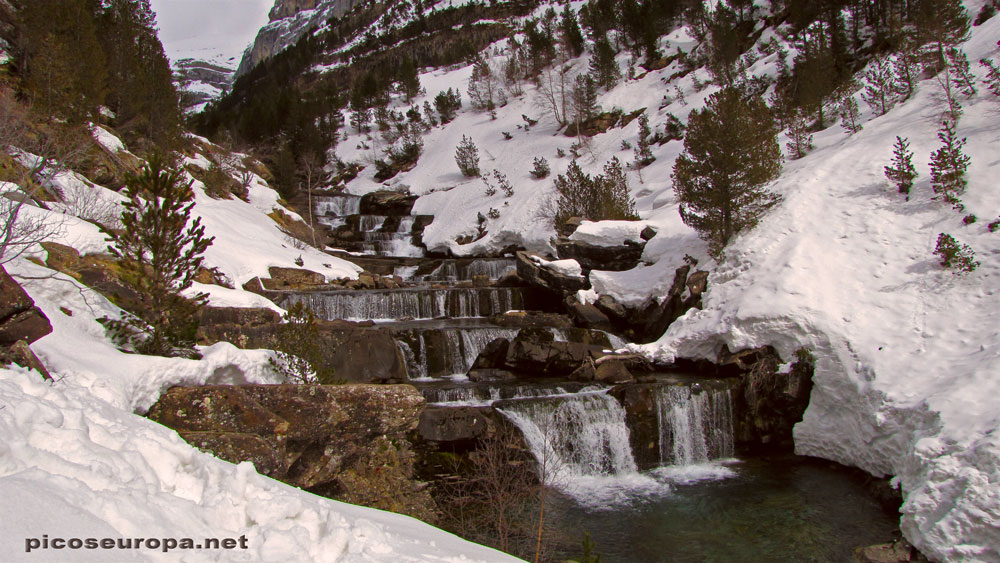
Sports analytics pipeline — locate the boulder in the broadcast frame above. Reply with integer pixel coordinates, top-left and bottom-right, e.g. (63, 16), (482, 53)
(0, 265), (52, 346)
(595, 359), (634, 384)
(467, 368), (515, 382)
(148, 384), (424, 492)
(470, 337), (510, 370)
(569, 359), (597, 382)
(853, 540), (925, 563)
(417, 405), (497, 445)
(502, 327), (604, 375)
(564, 295), (613, 331)
(490, 310), (574, 329)
(359, 190), (418, 215)
(515, 251), (588, 295)
(323, 328), (409, 383)
(263, 266), (326, 289)
(554, 238), (645, 271)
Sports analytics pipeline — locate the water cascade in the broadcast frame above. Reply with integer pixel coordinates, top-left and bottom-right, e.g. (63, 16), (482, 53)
(280, 287), (525, 321)
(655, 385), (735, 465)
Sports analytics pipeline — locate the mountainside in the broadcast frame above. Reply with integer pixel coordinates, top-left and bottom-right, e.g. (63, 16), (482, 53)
(200, 0), (1000, 559)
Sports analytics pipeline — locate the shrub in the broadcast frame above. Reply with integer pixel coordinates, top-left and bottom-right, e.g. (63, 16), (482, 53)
(269, 301), (334, 384)
(455, 135), (480, 177)
(989, 218), (1000, 233)
(963, 214), (976, 225)
(934, 233), (979, 273)
(553, 157), (638, 227)
(530, 157), (550, 179)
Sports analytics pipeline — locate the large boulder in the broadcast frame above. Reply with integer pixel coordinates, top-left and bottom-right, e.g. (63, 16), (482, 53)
(515, 251), (588, 295)
(417, 405), (498, 446)
(502, 327), (604, 375)
(360, 190), (418, 215)
(0, 265), (52, 346)
(148, 384), (432, 517)
(554, 238), (645, 271)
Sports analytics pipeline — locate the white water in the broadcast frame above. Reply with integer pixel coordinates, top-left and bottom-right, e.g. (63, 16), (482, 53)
(401, 327), (519, 379)
(314, 194), (360, 216)
(654, 386), (735, 466)
(283, 288), (523, 321)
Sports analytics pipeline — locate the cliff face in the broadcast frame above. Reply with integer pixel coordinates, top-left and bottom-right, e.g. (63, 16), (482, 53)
(235, 0), (364, 78)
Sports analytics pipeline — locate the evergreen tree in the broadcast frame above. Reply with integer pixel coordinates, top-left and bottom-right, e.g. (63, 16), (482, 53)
(929, 121), (970, 205)
(571, 74), (599, 127)
(19, 0), (107, 121)
(589, 37), (621, 90)
(980, 58), (1000, 96)
(398, 56), (421, 102)
(861, 54), (897, 116)
(435, 88), (461, 123)
(455, 135), (480, 177)
(559, 6), (586, 57)
(634, 111), (655, 167)
(838, 94), (862, 134)
(916, 0), (970, 67)
(553, 158), (638, 226)
(422, 100), (438, 126)
(947, 48), (977, 97)
(672, 87), (782, 255)
(100, 156), (214, 358)
(468, 57), (499, 112)
(934, 233), (979, 273)
(892, 46), (922, 100)
(786, 111), (813, 160)
(884, 136), (918, 195)
(530, 156), (550, 179)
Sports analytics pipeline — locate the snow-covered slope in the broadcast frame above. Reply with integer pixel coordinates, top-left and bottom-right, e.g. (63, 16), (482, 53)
(322, 2), (1000, 559)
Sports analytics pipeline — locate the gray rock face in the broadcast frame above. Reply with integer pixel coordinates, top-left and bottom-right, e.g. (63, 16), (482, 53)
(236, 0), (364, 77)
(515, 251), (588, 295)
(173, 59), (234, 112)
(554, 238), (646, 271)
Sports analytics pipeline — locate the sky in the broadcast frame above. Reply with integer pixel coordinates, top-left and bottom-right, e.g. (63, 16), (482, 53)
(148, 0), (274, 63)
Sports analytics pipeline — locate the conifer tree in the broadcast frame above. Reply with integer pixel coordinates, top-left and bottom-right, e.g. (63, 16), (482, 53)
(559, 6), (585, 57)
(929, 121), (970, 205)
(468, 56), (499, 112)
(947, 48), (977, 97)
(884, 136), (918, 195)
(398, 56), (421, 102)
(435, 88), (461, 123)
(101, 156), (214, 358)
(672, 87), (782, 255)
(634, 111), (655, 167)
(916, 0), (970, 67)
(422, 100), (438, 126)
(981, 58), (1000, 96)
(589, 37), (621, 90)
(838, 94), (862, 134)
(892, 47), (922, 100)
(571, 74), (599, 127)
(861, 54), (897, 116)
(786, 111), (813, 160)
(455, 135), (480, 177)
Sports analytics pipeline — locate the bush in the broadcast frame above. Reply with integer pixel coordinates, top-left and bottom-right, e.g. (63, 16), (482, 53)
(455, 135), (480, 177)
(963, 214), (977, 225)
(269, 301), (335, 384)
(989, 218), (1000, 233)
(435, 88), (462, 124)
(934, 233), (979, 273)
(553, 157), (638, 227)
(530, 157), (550, 179)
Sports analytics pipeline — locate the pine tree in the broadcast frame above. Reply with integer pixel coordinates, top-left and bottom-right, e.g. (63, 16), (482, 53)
(530, 157), (550, 179)
(861, 54), (897, 116)
(455, 135), (480, 177)
(100, 156), (214, 357)
(916, 0), (970, 67)
(422, 100), (438, 126)
(838, 94), (862, 134)
(589, 37), (621, 90)
(571, 74), (598, 127)
(553, 158), (638, 226)
(981, 58), (1000, 96)
(929, 121), (970, 205)
(672, 87), (782, 255)
(884, 137), (918, 195)
(934, 233), (978, 273)
(435, 88), (461, 123)
(468, 56), (498, 112)
(947, 48), (977, 97)
(786, 111), (813, 160)
(559, 6), (585, 57)
(634, 111), (655, 167)
(398, 56), (421, 102)
(892, 47), (922, 100)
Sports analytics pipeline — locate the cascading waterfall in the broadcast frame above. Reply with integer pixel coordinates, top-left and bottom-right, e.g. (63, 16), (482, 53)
(400, 327), (519, 379)
(315, 195), (360, 217)
(282, 288), (524, 321)
(421, 384), (599, 406)
(498, 392), (638, 480)
(654, 386), (734, 466)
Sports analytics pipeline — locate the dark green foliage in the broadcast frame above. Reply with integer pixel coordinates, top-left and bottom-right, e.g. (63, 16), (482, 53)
(838, 94), (862, 134)
(571, 74), (599, 126)
(559, 6), (586, 57)
(861, 54), (897, 116)
(962, 214), (976, 225)
(705, 5), (745, 85)
(553, 157), (638, 227)
(672, 88), (782, 255)
(398, 56), (421, 102)
(785, 111), (813, 160)
(589, 37), (621, 90)
(884, 136), (917, 195)
(530, 157), (550, 179)
(975, 3), (997, 25)
(100, 156), (214, 358)
(269, 301), (334, 384)
(455, 135), (480, 177)
(634, 112), (655, 167)
(934, 233), (978, 273)
(929, 121), (970, 205)
(916, 0), (970, 65)
(980, 58), (1000, 96)
(988, 218), (1000, 233)
(468, 57), (499, 112)
(947, 48), (977, 97)
(435, 88), (462, 123)
(18, 0), (107, 122)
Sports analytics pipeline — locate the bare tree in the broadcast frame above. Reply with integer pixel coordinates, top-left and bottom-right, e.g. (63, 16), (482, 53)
(536, 51), (573, 127)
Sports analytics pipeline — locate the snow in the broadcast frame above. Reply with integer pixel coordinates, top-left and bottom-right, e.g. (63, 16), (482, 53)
(89, 124), (126, 153)
(530, 255), (584, 280)
(569, 220), (647, 246)
(149, 0), (272, 66)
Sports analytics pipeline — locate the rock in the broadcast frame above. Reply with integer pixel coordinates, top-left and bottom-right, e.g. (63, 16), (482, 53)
(564, 295), (613, 331)
(418, 406), (496, 445)
(495, 270), (524, 287)
(467, 368), (515, 382)
(198, 306), (281, 347)
(569, 359), (597, 382)
(323, 329), (408, 383)
(595, 359), (634, 384)
(5, 340), (52, 380)
(359, 190), (418, 215)
(148, 383), (424, 492)
(503, 328), (603, 375)
(853, 540), (925, 563)
(490, 310), (574, 329)
(0, 265), (52, 346)
(639, 226), (658, 241)
(609, 383), (662, 469)
(471, 274), (491, 287)
(470, 337), (510, 370)
(515, 251), (588, 295)
(595, 294), (627, 320)
(558, 216), (585, 237)
(264, 266), (326, 289)
(554, 238), (645, 271)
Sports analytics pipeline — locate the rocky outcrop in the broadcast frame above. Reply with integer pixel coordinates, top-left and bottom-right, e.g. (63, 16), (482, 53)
(515, 251), (588, 296)
(554, 238), (646, 271)
(418, 405), (499, 447)
(0, 265), (52, 346)
(359, 190), (419, 216)
(268, 0), (324, 20)
(148, 384), (435, 519)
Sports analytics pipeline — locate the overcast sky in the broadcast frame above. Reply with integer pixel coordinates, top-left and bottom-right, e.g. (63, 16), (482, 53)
(149, 0), (273, 62)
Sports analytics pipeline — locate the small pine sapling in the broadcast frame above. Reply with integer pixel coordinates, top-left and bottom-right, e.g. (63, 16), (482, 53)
(934, 233), (979, 273)
(634, 112), (656, 168)
(530, 157), (550, 179)
(861, 54), (897, 116)
(884, 136), (918, 195)
(786, 112), (813, 160)
(487, 207), (501, 219)
(455, 135), (480, 177)
(269, 301), (332, 384)
(962, 214), (976, 224)
(980, 58), (1000, 96)
(988, 217), (1000, 232)
(947, 48), (978, 97)
(838, 95), (862, 134)
(422, 101), (438, 126)
(929, 121), (971, 206)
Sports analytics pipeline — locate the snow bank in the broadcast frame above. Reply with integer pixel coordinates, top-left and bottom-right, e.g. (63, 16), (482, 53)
(569, 220), (646, 246)
(0, 257), (520, 563)
(530, 255), (584, 280)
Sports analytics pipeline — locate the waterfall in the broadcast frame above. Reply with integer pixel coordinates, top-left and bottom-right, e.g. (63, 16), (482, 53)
(408, 259), (517, 282)
(422, 384), (598, 406)
(459, 327), (519, 370)
(282, 288), (523, 321)
(654, 386), (734, 466)
(359, 215), (387, 231)
(396, 340), (427, 380)
(314, 194), (360, 216)
(398, 327), (519, 379)
(498, 392), (638, 480)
